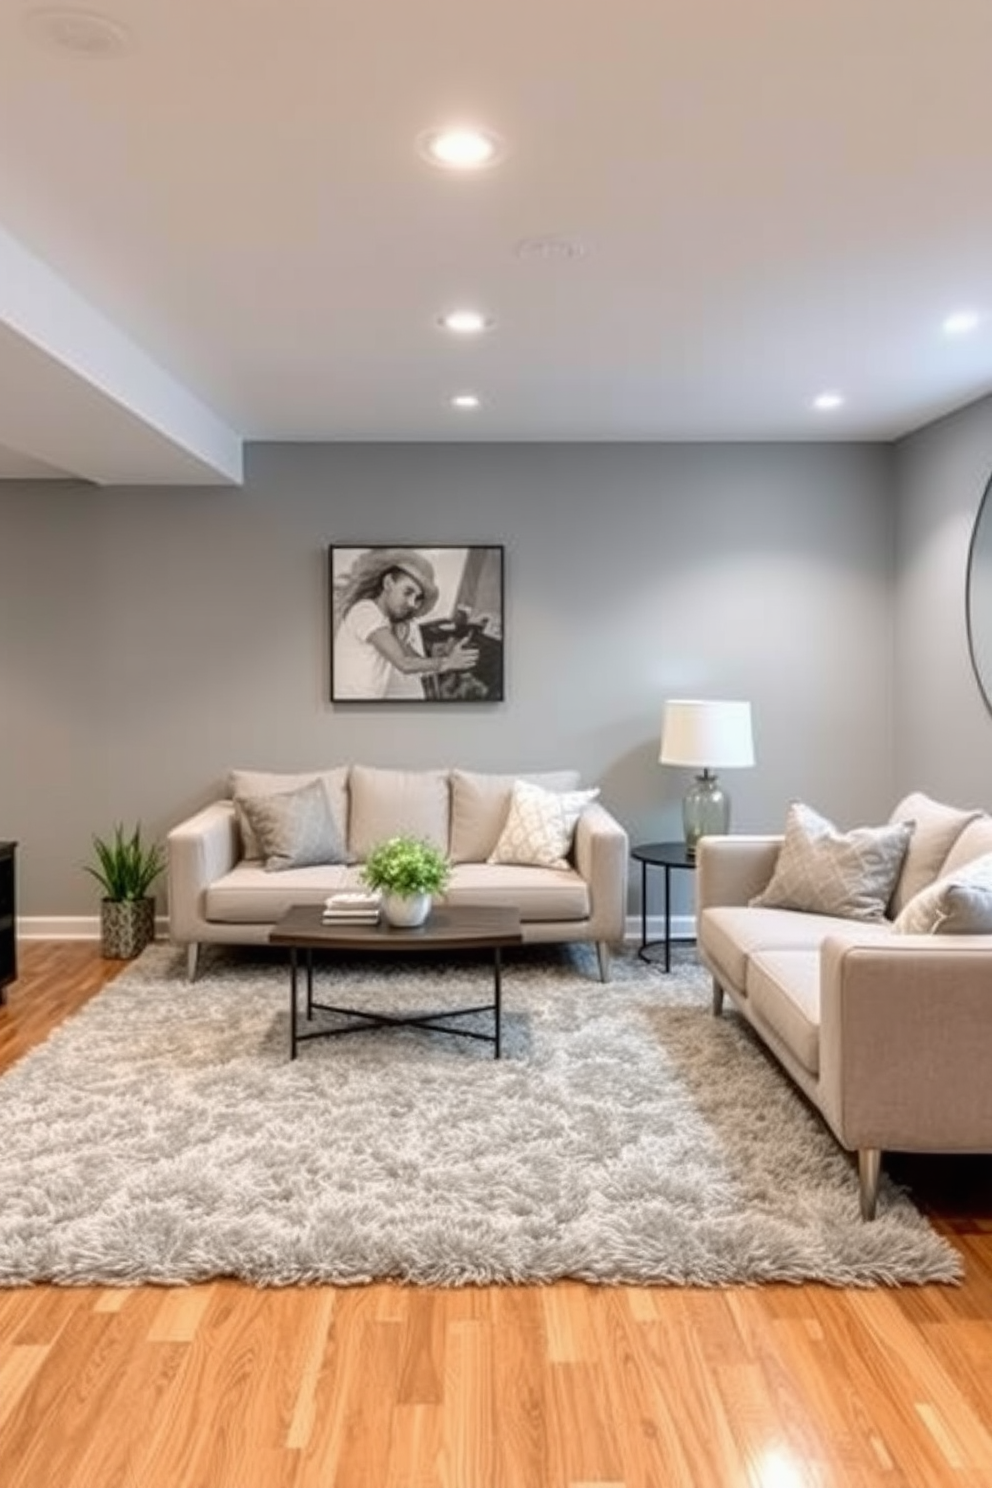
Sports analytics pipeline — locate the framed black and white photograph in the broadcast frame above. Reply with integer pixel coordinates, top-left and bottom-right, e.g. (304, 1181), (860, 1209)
(329, 545), (504, 703)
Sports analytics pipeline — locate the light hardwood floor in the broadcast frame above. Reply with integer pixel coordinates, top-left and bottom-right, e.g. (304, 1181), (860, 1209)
(2, 942), (992, 1488)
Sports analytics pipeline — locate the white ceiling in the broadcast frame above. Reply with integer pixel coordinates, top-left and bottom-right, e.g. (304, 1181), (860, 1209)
(2, 0), (992, 484)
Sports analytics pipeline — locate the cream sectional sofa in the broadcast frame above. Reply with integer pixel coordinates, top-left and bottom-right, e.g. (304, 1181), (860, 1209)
(167, 765), (629, 983)
(696, 793), (992, 1219)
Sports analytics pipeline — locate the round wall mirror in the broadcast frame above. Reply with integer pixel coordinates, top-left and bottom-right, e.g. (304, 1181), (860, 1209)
(967, 472), (992, 717)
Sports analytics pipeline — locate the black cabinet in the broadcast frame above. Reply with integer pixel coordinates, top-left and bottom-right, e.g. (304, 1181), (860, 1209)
(0, 842), (16, 1004)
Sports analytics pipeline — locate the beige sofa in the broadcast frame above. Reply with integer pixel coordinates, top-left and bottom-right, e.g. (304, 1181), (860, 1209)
(696, 793), (992, 1219)
(167, 765), (629, 983)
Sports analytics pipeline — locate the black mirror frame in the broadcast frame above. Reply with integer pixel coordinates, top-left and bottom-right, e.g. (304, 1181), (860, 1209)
(966, 471), (992, 719)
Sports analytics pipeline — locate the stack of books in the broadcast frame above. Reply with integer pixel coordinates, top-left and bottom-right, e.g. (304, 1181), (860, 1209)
(321, 890), (382, 924)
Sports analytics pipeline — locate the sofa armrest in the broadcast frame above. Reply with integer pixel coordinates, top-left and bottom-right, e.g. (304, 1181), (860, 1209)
(167, 801), (240, 943)
(695, 835), (783, 910)
(573, 802), (629, 944)
(818, 933), (992, 1151)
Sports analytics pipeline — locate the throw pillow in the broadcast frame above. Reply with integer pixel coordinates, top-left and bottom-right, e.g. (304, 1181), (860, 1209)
(749, 801), (913, 921)
(230, 767), (349, 860)
(347, 766), (450, 861)
(238, 779), (350, 872)
(893, 852), (992, 934)
(886, 792), (984, 916)
(449, 768), (582, 863)
(940, 815), (992, 876)
(488, 779), (600, 870)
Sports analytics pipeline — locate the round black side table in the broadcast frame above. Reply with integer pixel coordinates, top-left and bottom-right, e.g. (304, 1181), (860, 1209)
(632, 841), (696, 972)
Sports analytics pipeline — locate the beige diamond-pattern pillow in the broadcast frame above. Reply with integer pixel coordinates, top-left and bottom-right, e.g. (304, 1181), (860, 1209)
(488, 779), (599, 870)
(239, 779), (350, 872)
(750, 801), (913, 921)
(893, 852), (992, 934)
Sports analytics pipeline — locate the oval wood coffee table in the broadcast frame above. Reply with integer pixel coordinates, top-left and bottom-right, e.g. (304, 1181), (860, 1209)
(270, 903), (523, 1060)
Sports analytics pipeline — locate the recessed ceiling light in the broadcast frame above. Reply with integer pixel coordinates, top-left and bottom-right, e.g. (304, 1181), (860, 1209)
(450, 393), (481, 410)
(418, 127), (504, 171)
(943, 310), (981, 336)
(23, 7), (132, 56)
(812, 391), (845, 411)
(437, 309), (494, 335)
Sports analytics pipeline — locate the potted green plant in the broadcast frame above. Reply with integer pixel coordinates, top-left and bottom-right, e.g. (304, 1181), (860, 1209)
(360, 835), (452, 928)
(84, 822), (165, 959)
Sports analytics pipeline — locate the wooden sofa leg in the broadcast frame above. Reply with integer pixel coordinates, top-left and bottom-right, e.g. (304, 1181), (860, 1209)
(712, 978), (725, 1016)
(858, 1148), (882, 1220)
(186, 942), (201, 983)
(596, 941), (611, 983)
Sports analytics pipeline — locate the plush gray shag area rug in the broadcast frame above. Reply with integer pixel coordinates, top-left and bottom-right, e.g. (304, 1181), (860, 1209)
(0, 942), (962, 1287)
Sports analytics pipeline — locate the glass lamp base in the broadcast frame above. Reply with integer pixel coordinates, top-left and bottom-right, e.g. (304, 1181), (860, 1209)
(683, 771), (729, 857)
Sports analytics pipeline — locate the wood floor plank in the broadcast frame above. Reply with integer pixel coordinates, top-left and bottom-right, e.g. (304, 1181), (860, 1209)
(0, 1345), (48, 1431)
(439, 1316), (492, 1488)
(147, 1283), (217, 1343)
(4, 941), (992, 1488)
(284, 1289), (336, 1451)
(490, 1287), (551, 1488)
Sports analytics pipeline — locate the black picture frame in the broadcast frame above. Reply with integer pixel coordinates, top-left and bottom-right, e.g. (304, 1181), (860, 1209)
(329, 545), (505, 703)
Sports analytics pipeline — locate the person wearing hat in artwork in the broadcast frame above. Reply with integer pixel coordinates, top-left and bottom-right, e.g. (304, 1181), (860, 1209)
(333, 548), (479, 699)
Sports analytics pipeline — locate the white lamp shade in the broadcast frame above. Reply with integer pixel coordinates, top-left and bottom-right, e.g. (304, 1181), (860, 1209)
(660, 699), (755, 769)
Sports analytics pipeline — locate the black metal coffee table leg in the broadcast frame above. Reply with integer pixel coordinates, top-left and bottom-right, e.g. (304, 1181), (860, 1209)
(285, 944), (505, 1058)
(289, 947), (298, 1060)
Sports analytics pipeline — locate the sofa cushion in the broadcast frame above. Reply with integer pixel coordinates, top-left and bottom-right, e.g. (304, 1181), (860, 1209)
(749, 802), (912, 922)
(700, 905), (891, 992)
(488, 780), (599, 869)
(941, 815), (992, 876)
(887, 792), (984, 916)
(449, 768), (581, 863)
(230, 766), (350, 860)
(348, 766), (450, 859)
(893, 852), (992, 935)
(444, 864), (590, 921)
(205, 862), (357, 922)
(746, 950), (822, 1076)
(239, 779), (350, 872)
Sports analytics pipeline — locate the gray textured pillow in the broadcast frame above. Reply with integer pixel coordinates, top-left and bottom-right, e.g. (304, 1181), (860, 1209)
(230, 766), (349, 860)
(893, 852), (992, 934)
(239, 779), (350, 872)
(750, 801), (913, 921)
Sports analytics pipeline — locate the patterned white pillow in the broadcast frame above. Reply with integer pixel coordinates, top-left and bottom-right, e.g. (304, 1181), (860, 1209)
(893, 852), (992, 934)
(488, 779), (600, 870)
(750, 801), (913, 921)
(239, 779), (350, 872)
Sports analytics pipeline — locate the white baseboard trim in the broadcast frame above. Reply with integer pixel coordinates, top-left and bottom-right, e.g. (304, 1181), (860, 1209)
(19, 914), (697, 946)
(624, 913), (697, 945)
(17, 915), (172, 942)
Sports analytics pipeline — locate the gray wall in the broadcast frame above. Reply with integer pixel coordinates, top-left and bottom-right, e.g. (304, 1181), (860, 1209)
(893, 395), (992, 803)
(0, 441), (895, 918)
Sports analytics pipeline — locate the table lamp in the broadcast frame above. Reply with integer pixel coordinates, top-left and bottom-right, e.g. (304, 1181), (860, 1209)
(660, 699), (755, 856)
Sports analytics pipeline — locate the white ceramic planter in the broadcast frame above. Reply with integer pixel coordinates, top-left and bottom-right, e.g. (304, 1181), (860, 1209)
(381, 891), (431, 928)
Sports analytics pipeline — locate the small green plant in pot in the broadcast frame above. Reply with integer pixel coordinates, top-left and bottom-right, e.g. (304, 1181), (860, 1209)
(85, 822), (165, 959)
(360, 835), (451, 928)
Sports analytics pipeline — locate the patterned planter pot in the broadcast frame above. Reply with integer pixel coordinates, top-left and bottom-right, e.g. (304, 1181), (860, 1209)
(100, 898), (155, 959)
